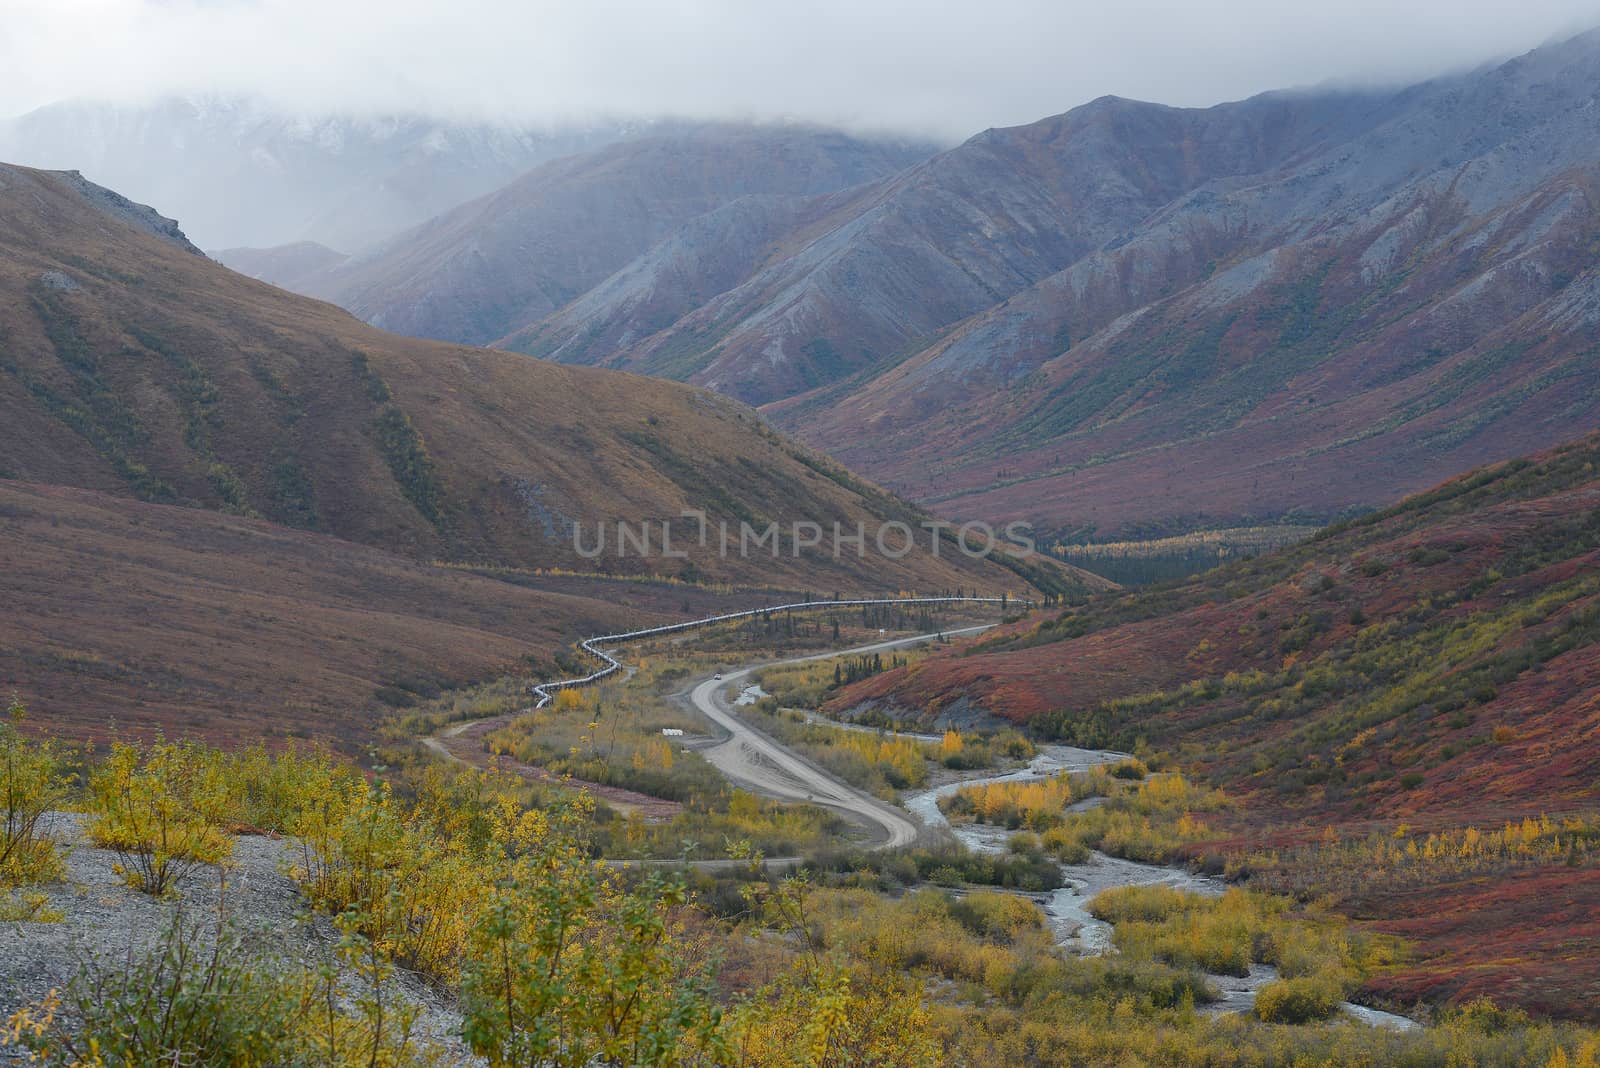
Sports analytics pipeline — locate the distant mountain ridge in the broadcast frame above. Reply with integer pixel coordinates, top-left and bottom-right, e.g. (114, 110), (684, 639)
(515, 88), (1398, 402)
(303, 126), (937, 347)
(782, 28), (1600, 536)
(212, 241), (349, 292)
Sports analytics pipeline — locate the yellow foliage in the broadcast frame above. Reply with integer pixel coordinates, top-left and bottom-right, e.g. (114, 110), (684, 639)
(1, 698), (68, 888)
(1251, 815), (1596, 891)
(939, 730), (964, 759)
(727, 962), (938, 1068)
(728, 789), (763, 823)
(553, 688), (590, 713)
(87, 741), (235, 897)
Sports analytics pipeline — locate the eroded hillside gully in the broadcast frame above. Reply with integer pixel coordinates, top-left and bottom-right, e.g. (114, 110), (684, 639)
(903, 747), (1419, 1031)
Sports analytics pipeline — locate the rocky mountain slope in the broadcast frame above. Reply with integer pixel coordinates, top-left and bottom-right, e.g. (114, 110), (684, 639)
(0, 162), (1065, 596)
(514, 89), (1390, 403)
(776, 28), (1600, 536)
(0, 96), (652, 250)
(272, 29), (1600, 541)
(304, 126), (935, 348)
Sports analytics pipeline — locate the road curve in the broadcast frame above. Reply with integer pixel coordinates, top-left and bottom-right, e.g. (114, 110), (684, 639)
(421, 598), (1011, 854)
(687, 626), (993, 851)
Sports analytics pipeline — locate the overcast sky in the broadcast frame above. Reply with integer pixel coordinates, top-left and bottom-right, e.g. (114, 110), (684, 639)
(5, 0), (1599, 140)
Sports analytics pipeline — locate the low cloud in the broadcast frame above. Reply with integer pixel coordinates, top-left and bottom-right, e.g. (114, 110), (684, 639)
(5, 0), (1598, 139)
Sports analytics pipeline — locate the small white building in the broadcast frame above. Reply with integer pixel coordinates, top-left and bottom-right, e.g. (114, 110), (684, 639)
(661, 728), (684, 737)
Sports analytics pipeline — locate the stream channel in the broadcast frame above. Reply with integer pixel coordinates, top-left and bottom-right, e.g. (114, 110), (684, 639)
(902, 743), (1419, 1031)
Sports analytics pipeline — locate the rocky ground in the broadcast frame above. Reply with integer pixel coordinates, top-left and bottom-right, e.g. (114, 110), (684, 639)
(0, 813), (475, 1064)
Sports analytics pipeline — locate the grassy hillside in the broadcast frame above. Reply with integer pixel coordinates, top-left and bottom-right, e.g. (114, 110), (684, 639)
(839, 435), (1600, 820)
(0, 480), (655, 745)
(0, 163), (1062, 597)
(830, 435), (1600, 1015)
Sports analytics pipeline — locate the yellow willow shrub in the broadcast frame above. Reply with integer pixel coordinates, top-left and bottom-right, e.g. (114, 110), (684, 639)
(722, 790), (829, 841)
(1089, 886), (1368, 986)
(993, 730), (1037, 760)
(802, 887), (1050, 992)
(996, 771), (1233, 864)
(291, 780), (487, 984)
(948, 776), (1074, 828)
(87, 740), (234, 896)
(1137, 772), (1201, 806)
(635, 737), (675, 772)
(1039, 824), (1093, 863)
(945, 767), (1126, 830)
(948, 890), (1046, 941)
(1237, 814), (1598, 897)
(0, 698), (68, 887)
(807, 729), (928, 789)
(1552, 1039), (1600, 1068)
(725, 962), (940, 1068)
(1254, 974), (1345, 1023)
(939, 730), (964, 761)
(1075, 765), (1117, 799)
(714, 882), (928, 1059)
(1095, 810), (1214, 863)
(1092, 884), (1259, 977)
(459, 802), (724, 1068)
(1082, 884), (1195, 925)
(553, 688), (590, 714)
(226, 741), (361, 833)
(406, 762), (521, 852)
(286, 775), (373, 903)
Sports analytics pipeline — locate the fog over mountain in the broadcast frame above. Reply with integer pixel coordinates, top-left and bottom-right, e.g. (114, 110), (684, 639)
(6, 1), (1599, 141)
(0, 97), (665, 250)
(6, 2), (1597, 251)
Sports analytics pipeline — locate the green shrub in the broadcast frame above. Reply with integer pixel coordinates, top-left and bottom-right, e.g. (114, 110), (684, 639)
(0, 890), (62, 922)
(1039, 826), (1092, 863)
(47, 917), (306, 1065)
(370, 405), (443, 523)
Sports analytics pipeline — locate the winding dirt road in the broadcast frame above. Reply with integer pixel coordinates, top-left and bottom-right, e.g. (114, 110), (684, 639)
(421, 602), (1003, 850)
(686, 626), (993, 849)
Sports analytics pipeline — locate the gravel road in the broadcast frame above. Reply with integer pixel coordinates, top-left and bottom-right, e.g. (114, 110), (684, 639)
(687, 626), (992, 850)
